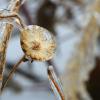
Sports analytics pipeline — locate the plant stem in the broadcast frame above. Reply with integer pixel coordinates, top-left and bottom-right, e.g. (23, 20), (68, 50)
(0, 13), (26, 29)
(1, 55), (25, 92)
(48, 66), (65, 100)
(0, 0), (21, 89)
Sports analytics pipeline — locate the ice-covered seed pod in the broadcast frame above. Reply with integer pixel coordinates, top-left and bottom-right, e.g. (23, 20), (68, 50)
(20, 25), (56, 61)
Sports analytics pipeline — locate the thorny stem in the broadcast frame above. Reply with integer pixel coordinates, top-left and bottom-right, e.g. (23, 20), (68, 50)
(1, 55), (25, 92)
(0, 0), (21, 90)
(48, 66), (65, 100)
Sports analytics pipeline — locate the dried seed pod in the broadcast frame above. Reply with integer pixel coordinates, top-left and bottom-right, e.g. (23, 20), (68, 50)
(20, 25), (56, 61)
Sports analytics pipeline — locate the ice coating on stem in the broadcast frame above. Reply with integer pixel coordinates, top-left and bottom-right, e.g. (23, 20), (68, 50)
(0, 9), (25, 29)
(48, 66), (65, 100)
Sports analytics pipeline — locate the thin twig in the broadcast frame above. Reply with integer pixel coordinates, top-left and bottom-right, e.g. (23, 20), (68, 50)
(6, 62), (42, 83)
(47, 66), (65, 100)
(1, 55), (25, 92)
(47, 60), (59, 76)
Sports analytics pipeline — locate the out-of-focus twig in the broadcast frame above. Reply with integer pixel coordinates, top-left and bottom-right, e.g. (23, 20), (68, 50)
(6, 62), (42, 83)
(21, 3), (33, 25)
(1, 55), (25, 92)
(37, 0), (56, 35)
(3, 75), (23, 93)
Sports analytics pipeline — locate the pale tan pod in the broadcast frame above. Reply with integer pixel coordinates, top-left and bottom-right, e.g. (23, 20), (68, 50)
(20, 25), (56, 61)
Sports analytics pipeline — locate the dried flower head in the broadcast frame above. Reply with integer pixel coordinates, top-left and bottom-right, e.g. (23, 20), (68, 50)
(20, 25), (56, 61)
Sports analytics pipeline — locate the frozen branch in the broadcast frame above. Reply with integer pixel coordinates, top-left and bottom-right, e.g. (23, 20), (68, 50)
(0, 0), (21, 91)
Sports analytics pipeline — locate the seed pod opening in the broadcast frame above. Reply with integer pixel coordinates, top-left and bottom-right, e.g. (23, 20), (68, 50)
(20, 25), (56, 61)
